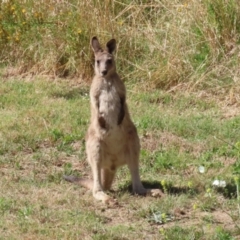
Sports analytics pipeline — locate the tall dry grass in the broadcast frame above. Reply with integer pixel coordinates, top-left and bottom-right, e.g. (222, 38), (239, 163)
(0, 0), (239, 90)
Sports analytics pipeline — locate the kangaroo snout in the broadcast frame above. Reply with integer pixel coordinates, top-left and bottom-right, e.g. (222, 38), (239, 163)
(101, 70), (107, 76)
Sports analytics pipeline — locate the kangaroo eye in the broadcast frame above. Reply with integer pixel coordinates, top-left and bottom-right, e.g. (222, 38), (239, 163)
(107, 59), (112, 64)
(96, 60), (100, 65)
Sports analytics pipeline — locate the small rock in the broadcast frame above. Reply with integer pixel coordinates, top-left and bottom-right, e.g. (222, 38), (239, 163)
(212, 180), (226, 188)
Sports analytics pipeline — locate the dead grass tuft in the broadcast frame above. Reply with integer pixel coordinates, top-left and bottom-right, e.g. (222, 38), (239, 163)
(0, 0), (239, 91)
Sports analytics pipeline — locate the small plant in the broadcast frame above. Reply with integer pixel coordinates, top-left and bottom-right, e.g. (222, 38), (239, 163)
(160, 179), (173, 194)
(148, 210), (174, 225)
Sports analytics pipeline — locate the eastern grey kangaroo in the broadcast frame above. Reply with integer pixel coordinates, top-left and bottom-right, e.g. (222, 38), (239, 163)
(64, 37), (162, 203)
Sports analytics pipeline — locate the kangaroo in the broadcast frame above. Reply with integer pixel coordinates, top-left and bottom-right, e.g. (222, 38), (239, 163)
(64, 37), (163, 203)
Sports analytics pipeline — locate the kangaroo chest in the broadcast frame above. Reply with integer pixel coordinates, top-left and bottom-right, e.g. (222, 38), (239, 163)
(98, 80), (121, 127)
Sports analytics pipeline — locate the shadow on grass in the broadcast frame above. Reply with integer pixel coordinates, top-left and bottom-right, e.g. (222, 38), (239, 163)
(92, 179), (237, 199)
(215, 183), (237, 199)
(117, 180), (198, 196)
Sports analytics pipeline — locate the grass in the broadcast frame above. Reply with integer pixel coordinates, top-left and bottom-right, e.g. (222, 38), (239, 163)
(0, 77), (239, 239)
(0, 0), (240, 239)
(0, 0), (239, 91)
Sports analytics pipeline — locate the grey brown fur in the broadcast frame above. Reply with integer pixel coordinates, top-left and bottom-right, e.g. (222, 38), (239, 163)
(64, 37), (162, 203)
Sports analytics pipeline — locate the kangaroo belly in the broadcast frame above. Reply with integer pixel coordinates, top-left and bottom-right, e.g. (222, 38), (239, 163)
(100, 127), (128, 166)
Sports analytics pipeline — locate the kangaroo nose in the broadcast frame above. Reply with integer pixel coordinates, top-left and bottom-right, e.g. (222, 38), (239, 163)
(102, 70), (107, 76)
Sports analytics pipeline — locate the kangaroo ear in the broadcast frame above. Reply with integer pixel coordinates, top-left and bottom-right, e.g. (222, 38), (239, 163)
(106, 39), (116, 54)
(91, 36), (102, 52)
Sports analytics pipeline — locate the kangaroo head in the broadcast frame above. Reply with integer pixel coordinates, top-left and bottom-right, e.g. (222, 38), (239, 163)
(91, 36), (116, 77)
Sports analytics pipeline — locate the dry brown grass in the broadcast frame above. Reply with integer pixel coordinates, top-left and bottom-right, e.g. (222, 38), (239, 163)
(0, 0), (239, 92)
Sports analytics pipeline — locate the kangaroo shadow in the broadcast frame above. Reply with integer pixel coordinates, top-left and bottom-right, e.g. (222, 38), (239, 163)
(117, 180), (198, 196)
(215, 183), (237, 199)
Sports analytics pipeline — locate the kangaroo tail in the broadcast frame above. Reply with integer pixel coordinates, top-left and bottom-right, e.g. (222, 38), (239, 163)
(63, 175), (93, 190)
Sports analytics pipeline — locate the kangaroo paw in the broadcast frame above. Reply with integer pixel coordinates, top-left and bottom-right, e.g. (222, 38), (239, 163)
(93, 190), (118, 205)
(147, 188), (165, 197)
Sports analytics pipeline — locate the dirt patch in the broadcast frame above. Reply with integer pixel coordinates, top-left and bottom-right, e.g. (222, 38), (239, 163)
(221, 103), (240, 119)
(159, 207), (238, 235)
(218, 156), (237, 167)
(141, 131), (206, 157)
(212, 210), (237, 230)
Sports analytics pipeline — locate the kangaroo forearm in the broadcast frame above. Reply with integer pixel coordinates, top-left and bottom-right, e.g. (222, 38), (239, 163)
(117, 96), (125, 125)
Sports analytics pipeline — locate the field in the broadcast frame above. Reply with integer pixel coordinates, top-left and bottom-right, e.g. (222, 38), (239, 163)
(0, 78), (239, 239)
(0, 0), (240, 239)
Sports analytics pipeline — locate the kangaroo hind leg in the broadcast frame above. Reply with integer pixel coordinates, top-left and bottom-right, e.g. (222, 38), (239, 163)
(126, 126), (164, 197)
(87, 140), (115, 204)
(101, 167), (116, 191)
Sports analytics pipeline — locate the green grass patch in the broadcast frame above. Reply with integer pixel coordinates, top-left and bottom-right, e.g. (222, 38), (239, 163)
(1, 78), (239, 239)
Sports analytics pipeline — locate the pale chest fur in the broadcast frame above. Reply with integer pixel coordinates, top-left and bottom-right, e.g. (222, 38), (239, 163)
(98, 79), (122, 128)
